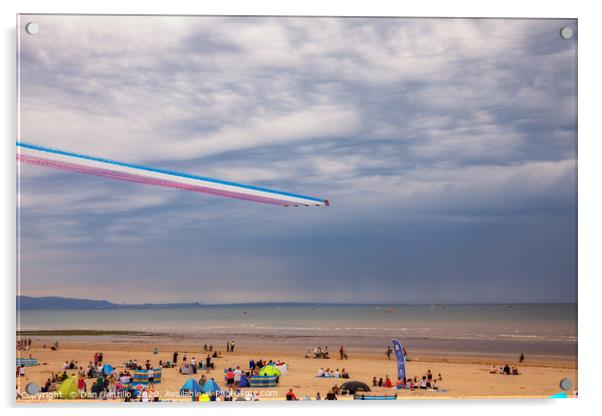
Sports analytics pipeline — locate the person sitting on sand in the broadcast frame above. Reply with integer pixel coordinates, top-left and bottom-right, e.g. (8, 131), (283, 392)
(341, 368), (350, 379)
(490, 365), (497, 374)
(305, 350), (311, 359)
(396, 378), (403, 389)
(317, 368), (325, 377)
(335, 369), (341, 378)
(372, 376), (378, 387)
(378, 377), (383, 387)
(325, 388), (337, 400)
(438, 373), (443, 381)
(512, 366), (519, 375)
(385, 375), (393, 388)
(315, 392), (321, 400)
(503, 364), (511, 375)
(286, 388), (298, 401)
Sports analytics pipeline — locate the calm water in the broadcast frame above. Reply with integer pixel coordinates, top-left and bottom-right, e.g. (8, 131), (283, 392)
(18, 304), (577, 358)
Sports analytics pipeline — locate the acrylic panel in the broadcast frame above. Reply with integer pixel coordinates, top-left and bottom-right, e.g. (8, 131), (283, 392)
(16, 15), (577, 403)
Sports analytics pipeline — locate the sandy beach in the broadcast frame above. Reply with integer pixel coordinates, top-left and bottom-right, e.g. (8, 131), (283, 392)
(15, 336), (578, 403)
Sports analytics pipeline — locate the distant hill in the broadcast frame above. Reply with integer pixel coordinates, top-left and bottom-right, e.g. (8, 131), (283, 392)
(16, 296), (203, 310)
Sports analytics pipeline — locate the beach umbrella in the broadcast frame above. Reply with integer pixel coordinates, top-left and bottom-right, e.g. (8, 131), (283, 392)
(340, 381), (371, 394)
(180, 378), (202, 395)
(56, 375), (79, 399)
(259, 365), (281, 377)
(201, 379), (221, 393)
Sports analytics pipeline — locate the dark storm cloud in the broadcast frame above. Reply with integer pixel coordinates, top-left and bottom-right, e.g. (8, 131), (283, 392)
(17, 16), (577, 303)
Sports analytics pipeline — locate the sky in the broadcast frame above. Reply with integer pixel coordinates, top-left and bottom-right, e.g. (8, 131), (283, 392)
(17, 15), (577, 304)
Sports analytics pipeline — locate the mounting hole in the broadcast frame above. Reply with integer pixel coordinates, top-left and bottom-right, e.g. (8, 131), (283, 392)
(559, 26), (573, 40)
(25, 383), (39, 395)
(25, 22), (40, 35)
(559, 378), (573, 391)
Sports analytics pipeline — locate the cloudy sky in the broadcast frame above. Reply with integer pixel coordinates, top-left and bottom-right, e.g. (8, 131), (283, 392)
(17, 15), (577, 304)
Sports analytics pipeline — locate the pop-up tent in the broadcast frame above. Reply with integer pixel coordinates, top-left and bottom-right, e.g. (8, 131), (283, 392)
(102, 364), (114, 376)
(180, 378), (202, 396)
(57, 375), (79, 399)
(239, 374), (250, 388)
(180, 364), (195, 375)
(275, 364), (288, 375)
(201, 379), (221, 393)
(259, 365), (281, 377)
(340, 381), (371, 395)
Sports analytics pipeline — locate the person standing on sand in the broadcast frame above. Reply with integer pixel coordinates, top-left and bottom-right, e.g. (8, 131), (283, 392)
(226, 341), (230, 353)
(386, 345), (392, 360)
(519, 353), (525, 362)
(173, 351), (178, 365)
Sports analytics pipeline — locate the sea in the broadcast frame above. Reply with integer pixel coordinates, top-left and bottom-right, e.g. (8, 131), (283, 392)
(18, 303), (577, 359)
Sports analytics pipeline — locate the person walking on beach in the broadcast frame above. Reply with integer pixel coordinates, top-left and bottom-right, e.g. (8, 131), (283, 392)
(230, 341), (235, 352)
(339, 346), (345, 360)
(386, 345), (393, 360)
(519, 353), (525, 363)
(173, 351), (178, 365)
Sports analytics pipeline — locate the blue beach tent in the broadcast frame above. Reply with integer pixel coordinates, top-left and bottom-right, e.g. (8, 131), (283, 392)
(201, 379), (221, 393)
(180, 378), (203, 395)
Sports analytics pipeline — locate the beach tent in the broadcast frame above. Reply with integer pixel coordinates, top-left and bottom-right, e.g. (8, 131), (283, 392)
(180, 378), (202, 395)
(275, 364), (288, 375)
(102, 364), (114, 376)
(201, 379), (221, 393)
(248, 375), (279, 387)
(340, 381), (371, 395)
(57, 375), (79, 399)
(180, 364), (195, 375)
(239, 374), (250, 388)
(259, 365), (281, 377)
